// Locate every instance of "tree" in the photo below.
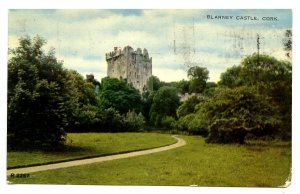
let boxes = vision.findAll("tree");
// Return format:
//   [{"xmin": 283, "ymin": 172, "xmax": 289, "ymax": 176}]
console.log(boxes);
[
  {"xmin": 124, "ymin": 110, "xmax": 145, "ymax": 131},
  {"xmin": 149, "ymin": 86, "xmax": 180, "ymax": 127},
  {"xmin": 240, "ymin": 54, "xmax": 292, "ymax": 138},
  {"xmin": 65, "ymin": 71, "xmax": 100, "ymax": 132},
  {"xmin": 177, "ymin": 79, "xmax": 190, "ymax": 94},
  {"xmin": 199, "ymin": 87, "xmax": 280, "ymax": 144},
  {"xmin": 219, "ymin": 54, "xmax": 292, "ymax": 139},
  {"xmin": 176, "ymin": 96, "xmax": 201, "ymax": 118},
  {"xmin": 97, "ymin": 107, "xmax": 125, "ymax": 132},
  {"xmin": 141, "ymin": 90, "xmax": 155, "ymax": 122},
  {"xmin": 203, "ymin": 82, "xmax": 218, "ymax": 97},
  {"xmin": 146, "ymin": 75, "xmax": 161, "ymax": 91},
  {"xmin": 99, "ymin": 77, "xmax": 142, "ymax": 114},
  {"xmin": 187, "ymin": 66, "xmax": 209, "ymax": 93},
  {"xmin": 219, "ymin": 65, "xmax": 243, "ymax": 88},
  {"xmin": 8, "ymin": 35, "xmax": 73, "ymax": 150}
]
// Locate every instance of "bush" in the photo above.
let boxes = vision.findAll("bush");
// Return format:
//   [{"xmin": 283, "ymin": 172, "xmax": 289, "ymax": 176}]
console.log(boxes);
[
  {"xmin": 202, "ymin": 86, "xmax": 281, "ymax": 144},
  {"xmin": 161, "ymin": 116, "xmax": 176, "ymax": 129},
  {"xmin": 124, "ymin": 111, "xmax": 145, "ymax": 131},
  {"xmin": 205, "ymin": 118, "xmax": 248, "ymax": 144},
  {"xmin": 176, "ymin": 114, "xmax": 208, "ymax": 136}
]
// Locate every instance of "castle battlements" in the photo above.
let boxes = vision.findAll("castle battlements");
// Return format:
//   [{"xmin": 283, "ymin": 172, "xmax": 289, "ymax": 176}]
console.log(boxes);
[{"xmin": 105, "ymin": 46, "xmax": 151, "ymax": 61}]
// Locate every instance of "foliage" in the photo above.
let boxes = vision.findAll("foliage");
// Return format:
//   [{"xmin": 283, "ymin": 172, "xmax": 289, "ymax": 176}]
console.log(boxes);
[
  {"xmin": 218, "ymin": 65, "xmax": 243, "ymax": 88},
  {"xmin": 161, "ymin": 116, "xmax": 176, "ymax": 129},
  {"xmin": 99, "ymin": 77, "xmax": 142, "ymax": 114},
  {"xmin": 149, "ymin": 86, "xmax": 180, "ymax": 127},
  {"xmin": 177, "ymin": 79, "xmax": 190, "ymax": 94},
  {"xmin": 202, "ymin": 82, "xmax": 218, "ymax": 97},
  {"xmin": 176, "ymin": 96, "xmax": 201, "ymax": 118},
  {"xmin": 70, "ymin": 104, "xmax": 100, "ymax": 132},
  {"xmin": 240, "ymin": 54, "xmax": 292, "ymax": 139},
  {"xmin": 200, "ymin": 86, "xmax": 280, "ymax": 144},
  {"xmin": 146, "ymin": 75, "xmax": 161, "ymax": 91},
  {"xmin": 176, "ymin": 113, "xmax": 208, "ymax": 135},
  {"xmin": 141, "ymin": 90, "xmax": 155, "ymax": 122},
  {"xmin": 187, "ymin": 66, "xmax": 209, "ymax": 93},
  {"xmin": 7, "ymin": 35, "xmax": 73, "ymax": 150},
  {"xmin": 66, "ymin": 71, "xmax": 100, "ymax": 131},
  {"xmin": 124, "ymin": 110, "xmax": 145, "ymax": 131},
  {"xmin": 218, "ymin": 54, "xmax": 292, "ymax": 139}
]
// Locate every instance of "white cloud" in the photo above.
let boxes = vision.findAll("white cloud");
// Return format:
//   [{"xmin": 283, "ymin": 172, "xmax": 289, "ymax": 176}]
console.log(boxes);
[
  {"xmin": 153, "ymin": 68, "xmax": 187, "ymax": 82},
  {"xmin": 8, "ymin": 10, "xmax": 291, "ymax": 84}
]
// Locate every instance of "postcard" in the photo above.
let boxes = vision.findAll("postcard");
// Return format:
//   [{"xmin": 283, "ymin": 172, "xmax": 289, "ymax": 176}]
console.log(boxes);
[{"xmin": 6, "ymin": 9, "xmax": 292, "ymax": 190}]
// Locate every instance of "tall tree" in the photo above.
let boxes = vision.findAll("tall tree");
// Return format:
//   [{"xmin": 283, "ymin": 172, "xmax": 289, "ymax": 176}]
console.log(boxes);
[
  {"xmin": 149, "ymin": 86, "xmax": 180, "ymax": 127},
  {"xmin": 176, "ymin": 96, "xmax": 201, "ymax": 118},
  {"xmin": 8, "ymin": 35, "xmax": 74, "ymax": 150},
  {"xmin": 240, "ymin": 54, "xmax": 292, "ymax": 138},
  {"xmin": 215, "ymin": 53, "xmax": 291, "ymax": 139},
  {"xmin": 187, "ymin": 66, "xmax": 209, "ymax": 93},
  {"xmin": 146, "ymin": 75, "xmax": 161, "ymax": 91},
  {"xmin": 66, "ymin": 71, "xmax": 100, "ymax": 132},
  {"xmin": 99, "ymin": 77, "xmax": 142, "ymax": 114},
  {"xmin": 219, "ymin": 65, "xmax": 242, "ymax": 88}
]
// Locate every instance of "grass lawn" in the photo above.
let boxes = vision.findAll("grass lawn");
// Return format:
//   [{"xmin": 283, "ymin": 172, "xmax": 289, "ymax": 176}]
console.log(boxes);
[
  {"xmin": 8, "ymin": 135, "xmax": 291, "ymax": 187},
  {"xmin": 7, "ymin": 133, "xmax": 176, "ymax": 168}
]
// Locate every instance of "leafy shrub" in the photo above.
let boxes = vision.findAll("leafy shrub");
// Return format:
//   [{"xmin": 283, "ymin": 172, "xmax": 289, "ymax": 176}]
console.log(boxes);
[
  {"xmin": 124, "ymin": 110, "xmax": 145, "ymax": 131},
  {"xmin": 202, "ymin": 86, "xmax": 281, "ymax": 144},
  {"xmin": 161, "ymin": 116, "xmax": 176, "ymax": 129}
]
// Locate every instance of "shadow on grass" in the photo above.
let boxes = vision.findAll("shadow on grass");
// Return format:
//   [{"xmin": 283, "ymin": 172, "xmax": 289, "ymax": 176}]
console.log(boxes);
[
  {"xmin": 7, "ymin": 145, "xmax": 99, "ymax": 169},
  {"xmin": 59, "ymin": 145, "xmax": 95, "ymax": 152},
  {"xmin": 245, "ymin": 140, "xmax": 291, "ymax": 151}
]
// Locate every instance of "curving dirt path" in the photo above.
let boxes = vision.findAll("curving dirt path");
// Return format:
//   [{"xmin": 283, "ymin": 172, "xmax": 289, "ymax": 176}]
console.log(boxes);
[{"xmin": 7, "ymin": 135, "xmax": 186, "ymax": 176}]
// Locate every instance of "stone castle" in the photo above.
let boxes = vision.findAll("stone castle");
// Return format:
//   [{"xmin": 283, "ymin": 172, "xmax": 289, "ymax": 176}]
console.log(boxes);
[{"xmin": 105, "ymin": 46, "xmax": 152, "ymax": 92}]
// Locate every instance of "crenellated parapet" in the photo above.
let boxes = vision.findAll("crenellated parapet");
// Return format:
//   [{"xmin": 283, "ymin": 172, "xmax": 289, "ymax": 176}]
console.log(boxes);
[{"xmin": 106, "ymin": 46, "xmax": 152, "ymax": 61}]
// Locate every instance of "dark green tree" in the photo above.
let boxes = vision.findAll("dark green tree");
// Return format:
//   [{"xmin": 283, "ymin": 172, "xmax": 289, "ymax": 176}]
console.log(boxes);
[
  {"xmin": 176, "ymin": 96, "xmax": 201, "ymax": 118},
  {"xmin": 146, "ymin": 75, "xmax": 161, "ymax": 91},
  {"xmin": 8, "ymin": 35, "xmax": 74, "ymax": 150},
  {"xmin": 219, "ymin": 54, "xmax": 292, "ymax": 139},
  {"xmin": 201, "ymin": 87, "xmax": 280, "ymax": 144},
  {"xmin": 149, "ymin": 86, "xmax": 180, "ymax": 127},
  {"xmin": 219, "ymin": 65, "xmax": 243, "ymax": 88},
  {"xmin": 66, "ymin": 71, "xmax": 100, "ymax": 132},
  {"xmin": 177, "ymin": 79, "xmax": 190, "ymax": 94},
  {"xmin": 242, "ymin": 54, "xmax": 292, "ymax": 138},
  {"xmin": 187, "ymin": 66, "xmax": 209, "ymax": 93},
  {"xmin": 99, "ymin": 77, "xmax": 142, "ymax": 114}
]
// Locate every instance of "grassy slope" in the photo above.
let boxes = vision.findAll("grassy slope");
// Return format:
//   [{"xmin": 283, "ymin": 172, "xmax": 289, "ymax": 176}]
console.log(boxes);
[
  {"xmin": 8, "ymin": 135, "xmax": 291, "ymax": 187},
  {"xmin": 7, "ymin": 133, "xmax": 176, "ymax": 168}
]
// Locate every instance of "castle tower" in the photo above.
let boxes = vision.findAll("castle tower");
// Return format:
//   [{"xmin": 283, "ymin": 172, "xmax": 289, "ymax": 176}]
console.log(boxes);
[{"xmin": 105, "ymin": 46, "xmax": 152, "ymax": 92}]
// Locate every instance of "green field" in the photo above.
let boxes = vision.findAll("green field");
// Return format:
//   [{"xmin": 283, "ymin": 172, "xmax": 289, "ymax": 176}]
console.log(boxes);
[
  {"xmin": 7, "ymin": 133, "xmax": 176, "ymax": 168},
  {"xmin": 8, "ymin": 135, "xmax": 291, "ymax": 187}
]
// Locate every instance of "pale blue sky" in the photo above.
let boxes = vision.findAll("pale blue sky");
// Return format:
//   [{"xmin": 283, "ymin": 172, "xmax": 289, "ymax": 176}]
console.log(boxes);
[{"xmin": 8, "ymin": 9, "xmax": 292, "ymax": 82}]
